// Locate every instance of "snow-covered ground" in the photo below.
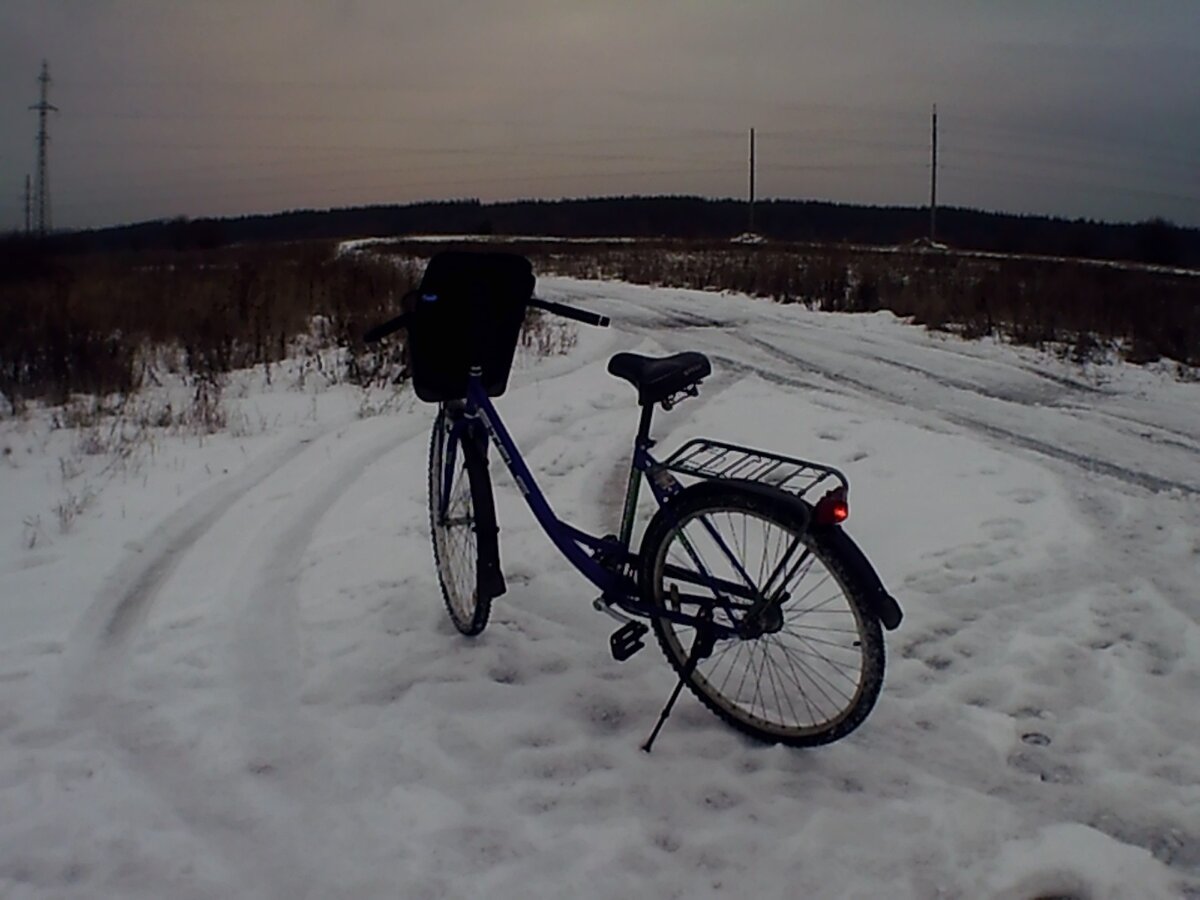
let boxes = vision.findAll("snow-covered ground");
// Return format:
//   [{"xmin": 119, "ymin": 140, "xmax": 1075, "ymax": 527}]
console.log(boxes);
[{"xmin": 1, "ymin": 277, "xmax": 1197, "ymax": 899}]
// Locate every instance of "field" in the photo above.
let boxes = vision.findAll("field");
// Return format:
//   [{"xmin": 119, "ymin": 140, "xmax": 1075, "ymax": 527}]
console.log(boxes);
[{"xmin": 0, "ymin": 239, "xmax": 1198, "ymax": 898}]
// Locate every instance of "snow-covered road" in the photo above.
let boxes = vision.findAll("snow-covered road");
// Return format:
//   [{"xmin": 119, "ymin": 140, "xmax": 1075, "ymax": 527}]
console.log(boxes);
[{"xmin": 2, "ymin": 277, "xmax": 1197, "ymax": 899}]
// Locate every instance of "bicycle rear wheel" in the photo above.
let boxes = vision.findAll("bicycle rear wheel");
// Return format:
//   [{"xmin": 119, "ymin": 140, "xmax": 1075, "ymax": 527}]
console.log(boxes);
[
  {"xmin": 639, "ymin": 483, "xmax": 884, "ymax": 747},
  {"xmin": 428, "ymin": 405, "xmax": 501, "ymax": 636}
]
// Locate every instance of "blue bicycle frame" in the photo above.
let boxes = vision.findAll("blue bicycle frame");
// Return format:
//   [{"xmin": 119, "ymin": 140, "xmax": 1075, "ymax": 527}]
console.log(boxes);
[{"xmin": 439, "ymin": 372, "xmax": 758, "ymax": 638}]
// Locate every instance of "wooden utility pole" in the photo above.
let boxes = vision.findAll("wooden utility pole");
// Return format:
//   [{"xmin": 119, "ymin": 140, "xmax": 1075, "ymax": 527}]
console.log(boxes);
[
  {"xmin": 930, "ymin": 104, "xmax": 938, "ymax": 242},
  {"xmin": 748, "ymin": 127, "xmax": 756, "ymax": 233}
]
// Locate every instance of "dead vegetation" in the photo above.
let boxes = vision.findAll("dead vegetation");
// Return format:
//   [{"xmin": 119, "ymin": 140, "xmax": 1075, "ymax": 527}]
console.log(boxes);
[
  {"xmin": 0, "ymin": 240, "xmax": 417, "ymax": 413},
  {"xmin": 3, "ymin": 237, "xmax": 1196, "ymax": 426},
  {"xmin": 375, "ymin": 238, "xmax": 1199, "ymax": 369}
]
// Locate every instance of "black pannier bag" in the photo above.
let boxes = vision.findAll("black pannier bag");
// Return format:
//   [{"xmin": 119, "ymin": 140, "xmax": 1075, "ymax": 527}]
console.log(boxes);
[{"xmin": 407, "ymin": 251, "xmax": 535, "ymax": 402}]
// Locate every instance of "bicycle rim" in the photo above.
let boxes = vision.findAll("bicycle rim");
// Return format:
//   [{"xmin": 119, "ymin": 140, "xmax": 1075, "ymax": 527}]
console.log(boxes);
[
  {"xmin": 429, "ymin": 410, "xmax": 487, "ymax": 634},
  {"xmin": 650, "ymin": 498, "xmax": 877, "ymax": 742}
]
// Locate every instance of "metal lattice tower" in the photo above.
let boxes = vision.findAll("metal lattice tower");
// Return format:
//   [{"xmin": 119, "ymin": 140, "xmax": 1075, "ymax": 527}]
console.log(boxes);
[{"xmin": 29, "ymin": 60, "xmax": 58, "ymax": 237}]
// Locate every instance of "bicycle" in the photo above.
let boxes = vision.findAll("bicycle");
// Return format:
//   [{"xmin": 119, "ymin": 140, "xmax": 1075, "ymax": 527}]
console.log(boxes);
[{"xmin": 365, "ymin": 250, "xmax": 903, "ymax": 750}]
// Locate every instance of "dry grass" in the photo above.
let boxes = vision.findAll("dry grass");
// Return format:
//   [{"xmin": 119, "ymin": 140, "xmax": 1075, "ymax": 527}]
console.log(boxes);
[
  {"xmin": 519, "ymin": 309, "xmax": 579, "ymax": 359},
  {"xmin": 0, "ymin": 240, "xmax": 419, "ymax": 412},
  {"xmin": 374, "ymin": 238, "xmax": 1199, "ymax": 368},
  {"xmin": 5, "ymin": 238, "xmax": 1195, "ymax": 426}
]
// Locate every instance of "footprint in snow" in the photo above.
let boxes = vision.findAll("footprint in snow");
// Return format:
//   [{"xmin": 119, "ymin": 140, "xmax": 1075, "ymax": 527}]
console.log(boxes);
[
  {"xmin": 980, "ymin": 516, "xmax": 1024, "ymax": 541},
  {"xmin": 903, "ymin": 567, "xmax": 973, "ymax": 596},
  {"xmin": 570, "ymin": 693, "xmax": 632, "ymax": 736},
  {"xmin": 164, "ymin": 614, "xmax": 203, "ymax": 631},
  {"xmin": 1007, "ymin": 747, "xmax": 1078, "ymax": 784},
  {"xmin": 1001, "ymin": 486, "xmax": 1045, "ymax": 505},
  {"xmin": 487, "ymin": 662, "xmax": 524, "ymax": 685},
  {"xmin": 519, "ymin": 746, "xmax": 614, "ymax": 782}
]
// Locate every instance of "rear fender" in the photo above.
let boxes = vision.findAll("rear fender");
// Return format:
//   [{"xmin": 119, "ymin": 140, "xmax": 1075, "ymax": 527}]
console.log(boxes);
[
  {"xmin": 814, "ymin": 524, "xmax": 903, "ymax": 630},
  {"xmin": 650, "ymin": 480, "xmax": 901, "ymax": 630},
  {"xmin": 654, "ymin": 478, "xmax": 812, "ymax": 532}
]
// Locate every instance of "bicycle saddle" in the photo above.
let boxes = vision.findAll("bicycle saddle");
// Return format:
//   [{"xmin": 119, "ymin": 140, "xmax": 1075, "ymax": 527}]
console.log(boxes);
[{"xmin": 607, "ymin": 351, "xmax": 711, "ymax": 406}]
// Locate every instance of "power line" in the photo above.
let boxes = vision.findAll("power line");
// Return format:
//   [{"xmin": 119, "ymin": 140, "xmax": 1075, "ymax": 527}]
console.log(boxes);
[
  {"xmin": 45, "ymin": 106, "xmax": 1194, "ymax": 177},
  {"xmin": 51, "ymin": 163, "xmax": 745, "ymax": 217},
  {"xmin": 939, "ymin": 165, "xmax": 1200, "ymax": 205},
  {"xmin": 9, "ymin": 96, "xmax": 1197, "ymax": 228},
  {"xmin": 940, "ymin": 111, "xmax": 1194, "ymax": 164}
]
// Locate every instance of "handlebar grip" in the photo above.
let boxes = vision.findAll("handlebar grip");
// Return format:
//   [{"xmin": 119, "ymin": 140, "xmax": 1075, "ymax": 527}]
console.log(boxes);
[
  {"xmin": 363, "ymin": 314, "xmax": 410, "ymax": 343},
  {"xmin": 529, "ymin": 297, "xmax": 610, "ymax": 328}
]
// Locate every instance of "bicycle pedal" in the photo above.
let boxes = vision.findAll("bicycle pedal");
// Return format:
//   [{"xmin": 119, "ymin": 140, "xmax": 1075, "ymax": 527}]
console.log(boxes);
[{"xmin": 610, "ymin": 621, "xmax": 649, "ymax": 662}]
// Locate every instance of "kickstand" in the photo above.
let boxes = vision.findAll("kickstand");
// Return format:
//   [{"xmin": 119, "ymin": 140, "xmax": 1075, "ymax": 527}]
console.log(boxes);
[{"xmin": 641, "ymin": 613, "xmax": 715, "ymax": 754}]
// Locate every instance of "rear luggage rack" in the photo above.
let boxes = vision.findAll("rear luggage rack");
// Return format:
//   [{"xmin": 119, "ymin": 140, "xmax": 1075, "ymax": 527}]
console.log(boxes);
[{"xmin": 660, "ymin": 438, "xmax": 849, "ymax": 499}]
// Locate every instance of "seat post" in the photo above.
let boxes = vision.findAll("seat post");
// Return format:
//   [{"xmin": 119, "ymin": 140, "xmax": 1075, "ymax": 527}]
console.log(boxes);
[
  {"xmin": 635, "ymin": 401, "xmax": 655, "ymax": 447},
  {"xmin": 615, "ymin": 401, "xmax": 656, "ymax": 551}
]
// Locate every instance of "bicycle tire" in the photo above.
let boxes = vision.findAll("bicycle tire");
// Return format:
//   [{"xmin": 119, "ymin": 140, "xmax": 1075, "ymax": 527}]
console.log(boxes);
[
  {"xmin": 428, "ymin": 406, "xmax": 500, "ymax": 636},
  {"xmin": 639, "ymin": 482, "xmax": 885, "ymax": 747}
]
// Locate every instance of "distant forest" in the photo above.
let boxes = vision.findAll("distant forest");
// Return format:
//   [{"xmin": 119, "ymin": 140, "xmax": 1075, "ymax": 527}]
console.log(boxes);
[{"xmin": 20, "ymin": 196, "xmax": 1200, "ymax": 269}]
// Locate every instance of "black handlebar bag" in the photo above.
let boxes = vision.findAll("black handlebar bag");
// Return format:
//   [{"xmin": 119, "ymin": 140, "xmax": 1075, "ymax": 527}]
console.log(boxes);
[{"xmin": 407, "ymin": 251, "xmax": 535, "ymax": 402}]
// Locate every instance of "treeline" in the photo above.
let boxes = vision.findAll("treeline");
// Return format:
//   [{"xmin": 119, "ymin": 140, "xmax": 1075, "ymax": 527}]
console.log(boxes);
[{"xmin": 27, "ymin": 196, "xmax": 1200, "ymax": 269}]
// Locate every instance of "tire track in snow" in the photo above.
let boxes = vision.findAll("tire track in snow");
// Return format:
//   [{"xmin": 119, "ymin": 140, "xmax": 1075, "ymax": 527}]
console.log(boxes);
[
  {"xmin": 60, "ymin": 417, "xmax": 429, "ymax": 898},
  {"xmin": 215, "ymin": 343, "xmax": 688, "ymax": 893},
  {"xmin": 1056, "ymin": 403, "xmax": 1200, "ymax": 456},
  {"xmin": 54, "ymin": 425, "xmax": 351, "ymax": 898},
  {"xmin": 227, "ymin": 419, "xmax": 426, "ymax": 768},
  {"xmin": 943, "ymin": 417, "xmax": 1200, "ymax": 496},
  {"xmin": 65, "ymin": 339, "xmax": 626, "ymax": 895},
  {"xmin": 795, "ymin": 321, "xmax": 1112, "ymax": 400},
  {"xmin": 747, "ymin": 324, "xmax": 1197, "ymax": 456},
  {"xmin": 62, "ymin": 427, "xmax": 328, "ymax": 700},
  {"xmin": 573, "ymin": 282, "xmax": 1200, "ymax": 497},
  {"xmin": 214, "ymin": 418, "xmax": 432, "ymax": 897},
  {"xmin": 739, "ymin": 332, "xmax": 1200, "ymax": 497}
]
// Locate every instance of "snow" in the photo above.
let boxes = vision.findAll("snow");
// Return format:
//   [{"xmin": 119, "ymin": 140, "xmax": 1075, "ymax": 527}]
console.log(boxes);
[
  {"xmin": 338, "ymin": 233, "xmax": 1200, "ymax": 279},
  {"xmin": 337, "ymin": 235, "xmax": 647, "ymax": 254},
  {"xmin": 1, "ymin": 276, "xmax": 1198, "ymax": 899}
]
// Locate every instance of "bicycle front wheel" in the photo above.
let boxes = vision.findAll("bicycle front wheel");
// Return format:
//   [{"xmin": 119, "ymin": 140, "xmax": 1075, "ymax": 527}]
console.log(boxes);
[
  {"xmin": 639, "ymin": 484, "xmax": 884, "ymax": 747},
  {"xmin": 428, "ymin": 405, "xmax": 498, "ymax": 636}
]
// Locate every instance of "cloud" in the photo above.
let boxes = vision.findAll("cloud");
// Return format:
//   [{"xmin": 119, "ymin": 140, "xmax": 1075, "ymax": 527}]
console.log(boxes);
[{"xmin": 2, "ymin": 0, "xmax": 1197, "ymax": 228}]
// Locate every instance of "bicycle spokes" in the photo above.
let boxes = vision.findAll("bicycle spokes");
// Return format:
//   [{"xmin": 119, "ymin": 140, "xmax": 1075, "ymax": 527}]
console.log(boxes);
[{"xmin": 648, "ymin": 500, "xmax": 880, "ymax": 744}]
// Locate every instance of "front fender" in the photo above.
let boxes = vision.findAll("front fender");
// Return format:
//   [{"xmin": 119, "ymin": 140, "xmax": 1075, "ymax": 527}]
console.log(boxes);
[{"xmin": 457, "ymin": 420, "xmax": 506, "ymax": 601}]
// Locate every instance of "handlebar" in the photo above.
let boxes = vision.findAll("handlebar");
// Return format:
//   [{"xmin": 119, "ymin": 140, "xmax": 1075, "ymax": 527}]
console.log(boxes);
[{"xmin": 528, "ymin": 297, "xmax": 609, "ymax": 328}]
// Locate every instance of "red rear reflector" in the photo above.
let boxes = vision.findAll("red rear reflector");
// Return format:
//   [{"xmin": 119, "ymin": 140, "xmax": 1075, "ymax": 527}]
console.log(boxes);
[{"xmin": 815, "ymin": 488, "xmax": 850, "ymax": 525}]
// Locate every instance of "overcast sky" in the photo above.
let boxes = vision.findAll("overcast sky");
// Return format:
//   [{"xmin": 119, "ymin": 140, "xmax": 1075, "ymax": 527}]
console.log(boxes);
[{"xmin": 3, "ymin": 0, "xmax": 1198, "ymax": 231}]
